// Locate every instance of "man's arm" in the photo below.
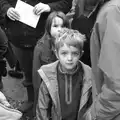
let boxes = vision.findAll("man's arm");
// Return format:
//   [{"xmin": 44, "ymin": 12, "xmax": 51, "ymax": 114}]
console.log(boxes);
[
  {"xmin": 34, "ymin": 0, "xmax": 72, "ymax": 15},
  {"xmin": 0, "ymin": 0, "xmax": 20, "ymax": 21},
  {"xmin": 48, "ymin": 0, "xmax": 72, "ymax": 14},
  {"xmin": 0, "ymin": 0, "xmax": 11, "ymax": 17}
]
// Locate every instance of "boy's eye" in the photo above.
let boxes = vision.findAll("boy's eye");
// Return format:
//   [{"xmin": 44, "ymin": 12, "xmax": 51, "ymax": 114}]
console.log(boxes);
[{"xmin": 72, "ymin": 52, "xmax": 79, "ymax": 56}]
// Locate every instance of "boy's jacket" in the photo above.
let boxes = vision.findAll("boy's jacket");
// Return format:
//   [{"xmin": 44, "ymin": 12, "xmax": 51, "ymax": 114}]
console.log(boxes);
[{"xmin": 37, "ymin": 60, "xmax": 92, "ymax": 120}]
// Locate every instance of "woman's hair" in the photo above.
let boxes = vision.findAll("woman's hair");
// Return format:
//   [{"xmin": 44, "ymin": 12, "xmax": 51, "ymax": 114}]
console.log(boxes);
[
  {"xmin": 44, "ymin": 11, "xmax": 70, "ymax": 37},
  {"xmin": 37, "ymin": 11, "xmax": 70, "ymax": 48},
  {"xmin": 55, "ymin": 28, "xmax": 86, "ymax": 52}
]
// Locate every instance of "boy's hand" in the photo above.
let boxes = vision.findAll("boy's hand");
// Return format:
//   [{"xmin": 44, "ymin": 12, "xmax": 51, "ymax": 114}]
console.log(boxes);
[
  {"xmin": 7, "ymin": 7, "xmax": 20, "ymax": 21},
  {"xmin": 33, "ymin": 3, "xmax": 51, "ymax": 15}
]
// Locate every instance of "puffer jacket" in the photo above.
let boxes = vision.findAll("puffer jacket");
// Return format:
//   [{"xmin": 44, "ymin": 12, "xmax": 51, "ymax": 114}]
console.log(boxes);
[{"xmin": 36, "ymin": 60, "xmax": 92, "ymax": 120}]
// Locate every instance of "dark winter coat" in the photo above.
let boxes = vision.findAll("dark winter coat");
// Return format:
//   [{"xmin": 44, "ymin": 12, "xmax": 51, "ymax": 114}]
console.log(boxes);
[
  {"xmin": 71, "ymin": 0, "xmax": 104, "ymax": 66},
  {"xmin": 0, "ymin": 0, "xmax": 72, "ymax": 48}
]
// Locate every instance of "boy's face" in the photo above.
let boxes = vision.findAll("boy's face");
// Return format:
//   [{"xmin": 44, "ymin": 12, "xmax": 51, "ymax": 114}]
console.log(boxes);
[
  {"xmin": 50, "ymin": 16, "xmax": 63, "ymax": 38},
  {"xmin": 56, "ymin": 44, "xmax": 81, "ymax": 73}
]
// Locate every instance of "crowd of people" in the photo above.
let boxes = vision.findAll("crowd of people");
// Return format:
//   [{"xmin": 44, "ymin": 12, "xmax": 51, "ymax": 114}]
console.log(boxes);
[{"xmin": 0, "ymin": 0, "xmax": 120, "ymax": 120}]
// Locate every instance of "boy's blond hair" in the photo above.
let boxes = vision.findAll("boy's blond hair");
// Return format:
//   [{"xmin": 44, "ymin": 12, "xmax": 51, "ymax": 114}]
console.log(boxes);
[{"xmin": 55, "ymin": 28, "xmax": 86, "ymax": 52}]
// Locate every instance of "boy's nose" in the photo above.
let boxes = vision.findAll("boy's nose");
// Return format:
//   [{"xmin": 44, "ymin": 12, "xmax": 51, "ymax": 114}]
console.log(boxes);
[{"xmin": 67, "ymin": 54, "xmax": 72, "ymax": 61}]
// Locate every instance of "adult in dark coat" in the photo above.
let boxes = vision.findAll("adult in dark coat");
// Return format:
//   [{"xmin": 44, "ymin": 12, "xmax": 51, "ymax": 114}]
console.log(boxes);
[
  {"xmin": 0, "ymin": 0, "xmax": 72, "ymax": 113},
  {"xmin": 71, "ymin": 0, "xmax": 105, "ymax": 66}
]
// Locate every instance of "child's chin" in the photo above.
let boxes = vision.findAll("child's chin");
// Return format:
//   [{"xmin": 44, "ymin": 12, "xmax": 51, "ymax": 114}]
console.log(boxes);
[{"xmin": 65, "ymin": 67, "xmax": 75, "ymax": 72}]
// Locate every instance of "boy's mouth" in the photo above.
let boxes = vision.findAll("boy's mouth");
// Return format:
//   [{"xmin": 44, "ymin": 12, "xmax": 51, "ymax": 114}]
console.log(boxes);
[{"xmin": 66, "ymin": 62, "xmax": 73, "ymax": 65}]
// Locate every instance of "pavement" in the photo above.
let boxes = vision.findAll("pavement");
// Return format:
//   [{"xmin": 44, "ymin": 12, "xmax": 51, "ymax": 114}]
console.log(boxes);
[
  {"xmin": 1, "ymin": 62, "xmax": 34, "ymax": 120},
  {"xmin": 2, "ymin": 63, "xmax": 27, "ymax": 106}
]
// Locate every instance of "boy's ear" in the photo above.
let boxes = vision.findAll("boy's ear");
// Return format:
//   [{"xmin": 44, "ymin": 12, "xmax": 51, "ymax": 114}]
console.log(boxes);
[
  {"xmin": 80, "ymin": 50, "xmax": 84, "ymax": 58},
  {"xmin": 54, "ymin": 49, "xmax": 59, "ymax": 59}
]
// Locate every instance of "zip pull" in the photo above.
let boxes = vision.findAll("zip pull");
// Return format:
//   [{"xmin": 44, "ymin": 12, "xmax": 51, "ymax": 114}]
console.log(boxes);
[{"xmin": 65, "ymin": 75, "xmax": 72, "ymax": 104}]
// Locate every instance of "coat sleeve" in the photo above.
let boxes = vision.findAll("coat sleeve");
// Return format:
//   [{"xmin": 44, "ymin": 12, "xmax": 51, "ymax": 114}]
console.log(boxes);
[
  {"xmin": 36, "ymin": 81, "xmax": 51, "ymax": 120},
  {"xmin": 90, "ymin": 23, "xmax": 104, "ymax": 95},
  {"xmin": 32, "ymin": 44, "xmax": 42, "ymax": 90},
  {"xmin": 48, "ymin": 0, "xmax": 72, "ymax": 14},
  {"xmin": 0, "ymin": 0, "xmax": 11, "ymax": 17}
]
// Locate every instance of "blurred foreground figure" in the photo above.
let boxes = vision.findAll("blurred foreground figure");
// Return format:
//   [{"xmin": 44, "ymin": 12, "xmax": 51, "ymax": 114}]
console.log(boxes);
[{"xmin": 90, "ymin": 0, "xmax": 120, "ymax": 119}]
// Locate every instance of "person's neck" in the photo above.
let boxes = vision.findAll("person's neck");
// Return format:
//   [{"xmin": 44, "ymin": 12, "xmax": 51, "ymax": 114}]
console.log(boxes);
[{"xmin": 59, "ymin": 63, "xmax": 79, "ymax": 75}]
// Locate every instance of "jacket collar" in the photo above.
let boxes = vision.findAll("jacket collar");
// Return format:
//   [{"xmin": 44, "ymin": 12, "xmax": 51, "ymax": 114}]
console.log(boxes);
[
  {"xmin": 79, "ymin": 61, "xmax": 92, "ymax": 110},
  {"xmin": 38, "ymin": 61, "xmax": 61, "ymax": 117}
]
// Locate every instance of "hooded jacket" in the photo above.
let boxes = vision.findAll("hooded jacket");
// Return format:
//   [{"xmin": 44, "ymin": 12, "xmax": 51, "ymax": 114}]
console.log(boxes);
[
  {"xmin": 90, "ymin": 0, "xmax": 120, "ymax": 119},
  {"xmin": 36, "ymin": 60, "xmax": 92, "ymax": 120}
]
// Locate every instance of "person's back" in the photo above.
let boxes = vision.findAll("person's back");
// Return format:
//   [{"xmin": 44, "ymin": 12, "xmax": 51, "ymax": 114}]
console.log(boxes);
[
  {"xmin": 36, "ymin": 28, "xmax": 92, "ymax": 120},
  {"xmin": 90, "ymin": 0, "xmax": 120, "ymax": 119}
]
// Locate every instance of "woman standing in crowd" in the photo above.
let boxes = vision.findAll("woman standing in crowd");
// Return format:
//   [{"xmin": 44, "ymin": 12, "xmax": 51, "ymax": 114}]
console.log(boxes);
[
  {"xmin": 0, "ymin": 0, "xmax": 72, "ymax": 114},
  {"xmin": 32, "ymin": 11, "xmax": 70, "ymax": 116}
]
